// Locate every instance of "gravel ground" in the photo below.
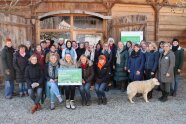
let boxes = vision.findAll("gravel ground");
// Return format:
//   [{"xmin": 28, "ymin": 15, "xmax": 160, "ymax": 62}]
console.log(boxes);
[{"xmin": 0, "ymin": 78, "xmax": 186, "ymax": 124}]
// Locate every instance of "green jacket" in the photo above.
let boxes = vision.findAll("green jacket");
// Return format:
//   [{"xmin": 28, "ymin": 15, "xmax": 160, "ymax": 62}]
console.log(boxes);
[{"xmin": 173, "ymin": 47, "xmax": 184, "ymax": 75}]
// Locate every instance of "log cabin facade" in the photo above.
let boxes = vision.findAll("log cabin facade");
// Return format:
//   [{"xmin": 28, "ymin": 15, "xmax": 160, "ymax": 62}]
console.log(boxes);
[{"xmin": 0, "ymin": 0, "xmax": 186, "ymax": 75}]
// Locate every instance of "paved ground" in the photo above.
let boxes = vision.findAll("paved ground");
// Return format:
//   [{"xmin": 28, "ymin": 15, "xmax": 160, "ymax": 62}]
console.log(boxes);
[{"xmin": 0, "ymin": 78, "xmax": 186, "ymax": 124}]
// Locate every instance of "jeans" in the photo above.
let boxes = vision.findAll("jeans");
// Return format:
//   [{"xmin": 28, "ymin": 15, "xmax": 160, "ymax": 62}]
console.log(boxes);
[
  {"xmin": 95, "ymin": 83, "xmax": 107, "ymax": 98},
  {"xmin": 4, "ymin": 80, "xmax": 14, "ymax": 97},
  {"xmin": 64, "ymin": 86, "xmax": 75, "ymax": 100},
  {"xmin": 19, "ymin": 82, "xmax": 28, "ymax": 94},
  {"xmin": 28, "ymin": 88, "xmax": 43, "ymax": 104},
  {"xmin": 79, "ymin": 83, "xmax": 91, "ymax": 101},
  {"xmin": 47, "ymin": 81, "xmax": 61, "ymax": 103},
  {"xmin": 171, "ymin": 75, "xmax": 180, "ymax": 92}
]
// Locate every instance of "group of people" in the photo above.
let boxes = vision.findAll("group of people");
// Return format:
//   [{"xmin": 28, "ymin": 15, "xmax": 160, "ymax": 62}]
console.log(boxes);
[{"xmin": 1, "ymin": 37, "xmax": 184, "ymax": 114}]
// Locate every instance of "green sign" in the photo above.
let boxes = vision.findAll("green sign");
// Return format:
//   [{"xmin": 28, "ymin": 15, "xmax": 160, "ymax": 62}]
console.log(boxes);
[
  {"xmin": 121, "ymin": 36, "xmax": 140, "ymax": 44},
  {"xmin": 58, "ymin": 68, "xmax": 82, "ymax": 86}
]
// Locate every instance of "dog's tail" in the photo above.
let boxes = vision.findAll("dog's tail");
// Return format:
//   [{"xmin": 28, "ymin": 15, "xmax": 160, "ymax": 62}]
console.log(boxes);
[{"xmin": 126, "ymin": 86, "xmax": 131, "ymax": 95}]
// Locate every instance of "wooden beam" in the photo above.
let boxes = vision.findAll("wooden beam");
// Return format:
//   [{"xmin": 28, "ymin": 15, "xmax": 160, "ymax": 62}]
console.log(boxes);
[
  {"xmin": 0, "ymin": 21, "xmax": 31, "ymax": 27},
  {"xmin": 36, "ymin": 19, "xmax": 41, "ymax": 44},
  {"xmin": 40, "ymin": 29, "xmax": 70, "ymax": 32}
]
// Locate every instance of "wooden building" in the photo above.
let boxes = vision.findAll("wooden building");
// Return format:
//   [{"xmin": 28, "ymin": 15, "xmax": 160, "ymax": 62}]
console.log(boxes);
[{"xmin": 0, "ymin": 0, "xmax": 186, "ymax": 74}]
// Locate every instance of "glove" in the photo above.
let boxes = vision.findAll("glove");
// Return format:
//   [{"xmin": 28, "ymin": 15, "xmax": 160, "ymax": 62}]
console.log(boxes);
[{"xmin": 5, "ymin": 69, "xmax": 10, "ymax": 75}]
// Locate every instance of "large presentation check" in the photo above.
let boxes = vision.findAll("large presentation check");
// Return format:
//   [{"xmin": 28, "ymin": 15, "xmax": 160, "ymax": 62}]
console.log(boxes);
[{"xmin": 58, "ymin": 68, "xmax": 82, "ymax": 86}]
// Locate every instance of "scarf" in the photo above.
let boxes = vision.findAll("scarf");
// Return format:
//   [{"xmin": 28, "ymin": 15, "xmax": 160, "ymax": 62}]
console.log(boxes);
[
  {"xmin": 110, "ymin": 44, "xmax": 114, "ymax": 50},
  {"xmin": 116, "ymin": 48, "xmax": 123, "ymax": 64},
  {"xmin": 81, "ymin": 63, "xmax": 88, "ymax": 69},
  {"xmin": 20, "ymin": 52, "xmax": 26, "ymax": 57},
  {"xmin": 172, "ymin": 45, "xmax": 179, "ymax": 52},
  {"xmin": 48, "ymin": 62, "xmax": 59, "ymax": 79},
  {"xmin": 131, "ymin": 50, "xmax": 140, "ymax": 58},
  {"xmin": 97, "ymin": 55, "xmax": 106, "ymax": 70}
]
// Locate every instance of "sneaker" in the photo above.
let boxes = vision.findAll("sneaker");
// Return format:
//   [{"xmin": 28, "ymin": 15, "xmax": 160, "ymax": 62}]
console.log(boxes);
[
  {"xmin": 57, "ymin": 96, "xmax": 63, "ymax": 104},
  {"xmin": 70, "ymin": 100, "xmax": 76, "ymax": 109},
  {"xmin": 19, "ymin": 93, "xmax": 24, "ymax": 97},
  {"xmin": 102, "ymin": 97, "xmax": 107, "ymax": 105},
  {"xmin": 66, "ymin": 100, "xmax": 70, "ymax": 109},
  {"xmin": 5, "ymin": 96, "xmax": 12, "ymax": 99},
  {"xmin": 50, "ymin": 102, "xmax": 55, "ymax": 110}
]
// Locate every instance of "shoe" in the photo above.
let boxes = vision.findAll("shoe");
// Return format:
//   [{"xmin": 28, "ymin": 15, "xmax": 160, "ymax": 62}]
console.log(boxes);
[
  {"xmin": 66, "ymin": 100, "xmax": 70, "ymax": 109},
  {"xmin": 70, "ymin": 100, "xmax": 76, "ymax": 110},
  {"xmin": 36, "ymin": 103, "xmax": 42, "ymax": 110},
  {"xmin": 57, "ymin": 96, "xmax": 63, "ymax": 104},
  {"xmin": 98, "ymin": 98, "xmax": 102, "ymax": 105},
  {"xmin": 81, "ymin": 98, "xmax": 86, "ymax": 106},
  {"xmin": 147, "ymin": 91, "xmax": 153, "ymax": 99},
  {"xmin": 102, "ymin": 97, "xmax": 107, "ymax": 105},
  {"xmin": 24, "ymin": 92, "xmax": 28, "ymax": 97},
  {"xmin": 158, "ymin": 91, "xmax": 165, "ymax": 101},
  {"xmin": 50, "ymin": 102, "xmax": 55, "ymax": 110},
  {"xmin": 5, "ymin": 96, "xmax": 12, "ymax": 99},
  {"xmin": 19, "ymin": 93, "xmax": 24, "ymax": 97},
  {"xmin": 86, "ymin": 100, "xmax": 91, "ymax": 106},
  {"xmin": 160, "ymin": 92, "xmax": 169, "ymax": 102},
  {"xmin": 31, "ymin": 104, "xmax": 38, "ymax": 114},
  {"xmin": 172, "ymin": 92, "xmax": 177, "ymax": 97}
]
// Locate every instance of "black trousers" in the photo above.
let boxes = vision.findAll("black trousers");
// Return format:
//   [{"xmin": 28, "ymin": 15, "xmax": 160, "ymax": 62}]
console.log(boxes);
[{"xmin": 64, "ymin": 86, "xmax": 76, "ymax": 100}]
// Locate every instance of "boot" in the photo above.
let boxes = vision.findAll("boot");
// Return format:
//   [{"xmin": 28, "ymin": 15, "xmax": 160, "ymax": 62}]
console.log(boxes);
[
  {"xmin": 70, "ymin": 100, "xmax": 76, "ymax": 110},
  {"xmin": 98, "ymin": 98, "xmax": 102, "ymax": 105},
  {"xmin": 158, "ymin": 91, "xmax": 165, "ymax": 101},
  {"xmin": 121, "ymin": 82, "xmax": 125, "ymax": 92},
  {"xmin": 147, "ymin": 90, "xmax": 153, "ymax": 99},
  {"xmin": 36, "ymin": 103, "xmax": 42, "ymax": 110},
  {"xmin": 86, "ymin": 100, "xmax": 91, "ymax": 106},
  {"xmin": 57, "ymin": 96, "xmax": 63, "ymax": 104},
  {"xmin": 81, "ymin": 98, "xmax": 86, "ymax": 106},
  {"xmin": 102, "ymin": 97, "xmax": 107, "ymax": 105},
  {"xmin": 31, "ymin": 104, "xmax": 38, "ymax": 114},
  {"xmin": 172, "ymin": 91, "xmax": 177, "ymax": 97},
  {"xmin": 160, "ymin": 92, "xmax": 168, "ymax": 102},
  {"xmin": 66, "ymin": 100, "xmax": 70, "ymax": 109}
]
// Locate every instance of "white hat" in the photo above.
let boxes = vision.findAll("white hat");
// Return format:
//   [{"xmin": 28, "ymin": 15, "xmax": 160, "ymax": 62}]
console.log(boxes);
[{"xmin": 25, "ymin": 41, "xmax": 31, "ymax": 45}]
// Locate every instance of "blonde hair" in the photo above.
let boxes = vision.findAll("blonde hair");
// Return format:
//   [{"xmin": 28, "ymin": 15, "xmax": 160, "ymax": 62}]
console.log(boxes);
[
  {"xmin": 79, "ymin": 54, "xmax": 89, "ymax": 63},
  {"xmin": 29, "ymin": 54, "xmax": 37, "ymax": 62},
  {"xmin": 149, "ymin": 42, "xmax": 158, "ymax": 51}
]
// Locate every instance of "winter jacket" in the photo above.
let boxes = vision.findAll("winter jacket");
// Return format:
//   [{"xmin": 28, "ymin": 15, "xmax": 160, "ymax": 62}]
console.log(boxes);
[
  {"xmin": 128, "ymin": 50, "xmax": 145, "ymax": 81},
  {"xmin": 172, "ymin": 46, "xmax": 184, "ymax": 75},
  {"xmin": 45, "ymin": 62, "xmax": 59, "ymax": 81},
  {"xmin": 144, "ymin": 51, "xmax": 159, "ymax": 72},
  {"xmin": 158, "ymin": 51, "xmax": 175, "ymax": 83},
  {"xmin": 13, "ymin": 51, "xmax": 29, "ymax": 82},
  {"xmin": 95, "ymin": 63, "xmax": 111, "ymax": 84},
  {"xmin": 114, "ymin": 49, "xmax": 129, "ymax": 81},
  {"xmin": 62, "ymin": 48, "xmax": 77, "ymax": 61},
  {"xmin": 77, "ymin": 60, "xmax": 94, "ymax": 83},
  {"xmin": 25, "ymin": 63, "xmax": 44, "ymax": 89},
  {"xmin": 1, "ymin": 46, "xmax": 15, "ymax": 80}
]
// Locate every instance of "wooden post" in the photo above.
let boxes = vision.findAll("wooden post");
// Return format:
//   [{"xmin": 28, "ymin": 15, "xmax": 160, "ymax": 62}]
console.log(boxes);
[
  {"xmin": 152, "ymin": 4, "xmax": 162, "ymax": 42},
  {"xmin": 103, "ymin": 19, "xmax": 107, "ymax": 42},
  {"xmin": 70, "ymin": 15, "xmax": 74, "ymax": 40},
  {"xmin": 35, "ymin": 18, "xmax": 40, "ymax": 44}
]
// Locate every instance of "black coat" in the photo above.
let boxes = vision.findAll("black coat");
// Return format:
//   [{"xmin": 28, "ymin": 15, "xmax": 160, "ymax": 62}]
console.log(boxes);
[
  {"xmin": 13, "ymin": 52, "xmax": 29, "ymax": 82},
  {"xmin": 1, "ymin": 46, "xmax": 15, "ymax": 80},
  {"xmin": 76, "ymin": 48, "xmax": 85, "ymax": 61},
  {"xmin": 95, "ymin": 63, "xmax": 111, "ymax": 84},
  {"xmin": 25, "ymin": 63, "xmax": 44, "ymax": 89}
]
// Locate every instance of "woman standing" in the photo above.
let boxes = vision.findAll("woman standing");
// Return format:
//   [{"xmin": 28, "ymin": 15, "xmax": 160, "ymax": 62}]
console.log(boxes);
[
  {"xmin": 158, "ymin": 42, "xmax": 175, "ymax": 102},
  {"xmin": 114, "ymin": 42, "xmax": 128, "ymax": 92},
  {"xmin": 62, "ymin": 40, "xmax": 77, "ymax": 61},
  {"xmin": 60, "ymin": 54, "xmax": 77, "ymax": 109},
  {"xmin": 76, "ymin": 42, "xmax": 85, "ymax": 61},
  {"xmin": 128, "ymin": 44, "xmax": 145, "ymax": 82},
  {"xmin": 95, "ymin": 55, "xmax": 111, "ymax": 105},
  {"xmin": 171, "ymin": 39, "xmax": 184, "ymax": 96},
  {"xmin": 33, "ymin": 45, "xmax": 45, "ymax": 70},
  {"xmin": 25, "ymin": 55, "xmax": 44, "ymax": 113},
  {"xmin": 78, "ymin": 55, "xmax": 94, "ymax": 106},
  {"xmin": 101, "ymin": 43, "xmax": 112, "ymax": 65},
  {"xmin": 25, "ymin": 41, "xmax": 33, "ymax": 57},
  {"xmin": 144, "ymin": 42, "xmax": 159, "ymax": 99},
  {"xmin": 45, "ymin": 54, "xmax": 63, "ymax": 110},
  {"xmin": 125, "ymin": 41, "xmax": 133, "ymax": 56},
  {"xmin": 158, "ymin": 41, "xmax": 165, "ymax": 53},
  {"xmin": 13, "ymin": 44, "xmax": 30, "ymax": 97}
]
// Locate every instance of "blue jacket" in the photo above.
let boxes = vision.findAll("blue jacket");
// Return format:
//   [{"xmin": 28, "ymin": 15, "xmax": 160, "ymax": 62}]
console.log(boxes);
[
  {"xmin": 145, "ymin": 51, "xmax": 159, "ymax": 72},
  {"xmin": 128, "ymin": 51, "xmax": 145, "ymax": 81}
]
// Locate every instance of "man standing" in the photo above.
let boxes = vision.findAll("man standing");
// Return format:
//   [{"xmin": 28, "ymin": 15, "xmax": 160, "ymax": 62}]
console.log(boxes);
[{"xmin": 1, "ymin": 38, "xmax": 15, "ymax": 99}]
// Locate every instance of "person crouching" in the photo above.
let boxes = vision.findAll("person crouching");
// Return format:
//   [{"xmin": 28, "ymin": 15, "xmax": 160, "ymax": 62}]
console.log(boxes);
[
  {"xmin": 95, "ymin": 55, "xmax": 111, "ymax": 105},
  {"xmin": 25, "ymin": 55, "xmax": 44, "ymax": 114}
]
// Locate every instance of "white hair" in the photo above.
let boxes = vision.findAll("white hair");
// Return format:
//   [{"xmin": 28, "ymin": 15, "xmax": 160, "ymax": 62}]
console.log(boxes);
[{"xmin": 108, "ymin": 37, "xmax": 115, "ymax": 43}]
